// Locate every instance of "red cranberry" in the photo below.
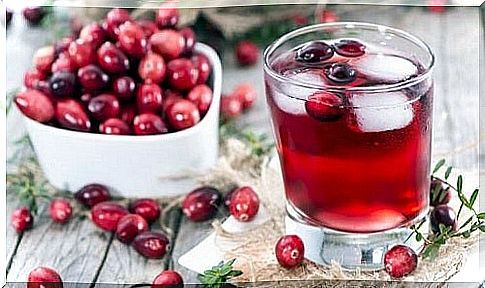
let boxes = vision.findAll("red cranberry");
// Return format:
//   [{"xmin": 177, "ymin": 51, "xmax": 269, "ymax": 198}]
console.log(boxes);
[
  {"xmin": 291, "ymin": 14, "xmax": 308, "ymax": 26},
  {"xmin": 275, "ymin": 235, "xmax": 305, "ymax": 269},
  {"xmin": 430, "ymin": 205, "xmax": 457, "ymax": 234},
  {"xmin": 79, "ymin": 23, "xmax": 106, "ymax": 48},
  {"xmin": 182, "ymin": 186, "xmax": 222, "ymax": 222},
  {"xmin": 80, "ymin": 93, "xmax": 93, "ymax": 104},
  {"xmin": 54, "ymin": 37, "xmax": 74, "ymax": 57},
  {"xmin": 138, "ymin": 53, "xmax": 166, "ymax": 84},
  {"xmin": 220, "ymin": 94, "xmax": 243, "ymax": 119},
  {"xmin": 427, "ymin": 0, "xmax": 447, "ymax": 13},
  {"xmin": 166, "ymin": 99, "xmax": 200, "ymax": 131},
  {"xmin": 180, "ymin": 27, "xmax": 196, "ymax": 55},
  {"xmin": 99, "ymin": 118, "xmax": 131, "ymax": 135},
  {"xmin": 56, "ymin": 99, "xmax": 91, "ymax": 132},
  {"xmin": 325, "ymin": 63, "xmax": 357, "ymax": 84},
  {"xmin": 15, "ymin": 90, "xmax": 55, "ymax": 123},
  {"xmin": 104, "ymin": 8, "xmax": 131, "ymax": 39},
  {"xmin": 27, "ymin": 267, "xmax": 62, "ymax": 288},
  {"xmin": 11, "ymin": 207, "xmax": 33, "ymax": 233},
  {"xmin": 152, "ymin": 270, "xmax": 183, "ymax": 287},
  {"xmin": 113, "ymin": 76, "xmax": 136, "ymax": 101},
  {"xmin": 22, "ymin": 7, "xmax": 46, "ymax": 26},
  {"xmin": 166, "ymin": 59, "xmax": 199, "ymax": 91},
  {"xmin": 77, "ymin": 65, "xmax": 110, "ymax": 91},
  {"xmin": 91, "ymin": 202, "xmax": 128, "ymax": 232},
  {"xmin": 32, "ymin": 46, "xmax": 55, "ymax": 74},
  {"xmin": 68, "ymin": 39, "xmax": 96, "ymax": 68},
  {"xmin": 156, "ymin": 2, "xmax": 179, "ymax": 28},
  {"xmin": 430, "ymin": 178, "xmax": 451, "ymax": 207},
  {"xmin": 138, "ymin": 20, "xmax": 159, "ymax": 38},
  {"xmin": 116, "ymin": 214, "xmax": 149, "ymax": 244},
  {"xmin": 97, "ymin": 42, "xmax": 130, "ymax": 74},
  {"xmin": 24, "ymin": 69, "xmax": 47, "ymax": 89},
  {"xmin": 49, "ymin": 72, "xmax": 77, "ymax": 98},
  {"xmin": 235, "ymin": 41, "xmax": 260, "ymax": 66},
  {"xmin": 49, "ymin": 198, "xmax": 73, "ymax": 224},
  {"xmin": 334, "ymin": 40, "xmax": 366, "ymax": 57},
  {"xmin": 229, "ymin": 186, "xmax": 260, "ymax": 222},
  {"xmin": 35, "ymin": 80, "xmax": 55, "ymax": 100},
  {"xmin": 191, "ymin": 54, "xmax": 211, "ymax": 85},
  {"xmin": 132, "ymin": 231, "xmax": 170, "ymax": 259},
  {"xmin": 118, "ymin": 21, "xmax": 147, "ymax": 58},
  {"xmin": 75, "ymin": 184, "xmax": 111, "ymax": 208},
  {"xmin": 120, "ymin": 104, "xmax": 137, "ymax": 124},
  {"xmin": 136, "ymin": 83, "xmax": 164, "ymax": 113},
  {"xmin": 296, "ymin": 41, "xmax": 334, "ymax": 63},
  {"xmin": 133, "ymin": 113, "xmax": 168, "ymax": 135},
  {"xmin": 384, "ymin": 245, "xmax": 418, "ymax": 278},
  {"xmin": 318, "ymin": 9, "xmax": 339, "ymax": 23},
  {"xmin": 51, "ymin": 54, "xmax": 77, "ymax": 73},
  {"xmin": 149, "ymin": 30, "xmax": 185, "ymax": 60},
  {"xmin": 162, "ymin": 90, "xmax": 183, "ymax": 112},
  {"xmin": 233, "ymin": 83, "xmax": 257, "ymax": 110},
  {"xmin": 88, "ymin": 94, "xmax": 120, "ymax": 122},
  {"xmin": 305, "ymin": 92, "xmax": 343, "ymax": 121},
  {"xmin": 187, "ymin": 84, "xmax": 213, "ymax": 116},
  {"xmin": 129, "ymin": 198, "xmax": 161, "ymax": 223}
]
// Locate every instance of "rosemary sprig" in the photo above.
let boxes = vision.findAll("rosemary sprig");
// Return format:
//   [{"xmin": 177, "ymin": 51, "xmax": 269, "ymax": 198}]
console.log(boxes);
[
  {"xmin": 7, "ymin": 168, "xmax": 51, "ymax": 215},
  {"xmin": 220, "ymin": 121, "xmax": 274, "ymax": 157},
  {"xmin": 198, "ymin": 259, "xmax": 243, "ymax": 288}
]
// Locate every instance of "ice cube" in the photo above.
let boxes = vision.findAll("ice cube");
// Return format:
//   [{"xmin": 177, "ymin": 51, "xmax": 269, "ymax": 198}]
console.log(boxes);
[
  {"xmin": 351, "ymin": 54, "xmax": 418, "ymax": 83},
  {"xmin": 349, "ymin": 92, "xmax": 413, "ymax": 133},
  {"xmin": 272, "ymin": 89, "xmax": 306, "ymax": 115}
]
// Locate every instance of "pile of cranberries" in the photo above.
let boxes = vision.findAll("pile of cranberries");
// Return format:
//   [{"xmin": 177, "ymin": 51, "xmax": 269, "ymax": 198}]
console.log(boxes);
[{"xmin": 15, "ymin": 6, "xmax": 214, "ymax": 136}]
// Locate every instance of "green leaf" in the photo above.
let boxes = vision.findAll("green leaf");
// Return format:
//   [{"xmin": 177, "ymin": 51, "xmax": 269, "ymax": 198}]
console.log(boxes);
[
  {"xmin": 459, "ymin": 216, "xmax": 474, "ymax": 230},
  {"xmin": 462, "ymin": 230, "xmax": 471, "ymax": 238},
  {"xmin": 432, "ymin": 159, "xmax": 446, "ymax": 174},
  {"xmin": 415, "ymin": 233, "xmax": 422, "ymax": 241},
  {"xmin": 457, "ymin": 175, "xmax": 463, "ymax": 193},
  {"xmin": 444, "ymin": 166, "xmax": 453, "ymax": 180},
  {"xmin": 479, "ymin": 224, "xmax": 485, "ymax": 233},
  {"xmin": 422, "ymin": 243, "xmax": 440, "ymax": 259},
  {"xmin": 469, "ymin": 189, "xmax": 479, "ymax": 208},
  {"xmin": 477, "ymin": 212, "xmax": 485, "ymax": 219}
]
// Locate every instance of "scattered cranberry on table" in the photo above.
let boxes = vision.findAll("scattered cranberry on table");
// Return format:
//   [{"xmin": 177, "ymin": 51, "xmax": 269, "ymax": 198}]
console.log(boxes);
[
  {"xmin": 427, "ymin": 0, "xmax": 447, "ymax": 13},
  {"xmin": 233, "ymin": 83, "xmax": 257, "ymax": 110},
  {"xmin": 223, "ymin": 187, "xmax": 237, "ymax": 209},
  {"xmin": 182, "ymin": 186, "xmax": 222, "ymax": 222},
  {"xmin": 430, "ymin": 204, "xmax": 457, "ymax": 234},
  {"xmin": 129, "ymin": 198, "xmax": 161, "ymax": 223},
  {"xmin": 132, "ymin": 231, "xmax": 170, "ymax": 259},
  {"xmin": 49, "ymin": 198, "xmax": 73, "ymax": 224},
  {"xmin": 220, "ymin": 94, "xmax": 243, "ymax": 120},
  {"xmin": 275, "ymin": 235, "xmax": 305, "ymax": 269},
  {"xmin": 318, "ymin": 9, "xmax": 339, "ymax": 24},
  {"xmin": 152, "ymin": 270, "xmax": 184, "ymax": 287},
  {"xmin": 91, "ymin": 201, "xmax": 128, "ymax": 231},
  {"xmin": 383, "ymin": 245, "xmax": 418, "ymax": 278},
  {"xmin": 11, "ymin": 207, "xmax": 34, "ymax": 233},
  {"xmin": 116, "ymin": 214, "xmax": 149, "ymax": 244},
  {"xmin": 74, "ymin": 183, "xmax": 111, "ymax": 208},
  {"xmin": 235, "ymin": 40, "xmax": 260, "ymax": 66},
  {"xmin": 229, "ymin": 186, "xmax": 260, "ymax": 222},
  {"xmin": 27, "ymin": 266, "xmax": 63, "ymax": 288},
  {"xmin": 23, "ymin": 7, "xmax": 46, "ymax": 26}
]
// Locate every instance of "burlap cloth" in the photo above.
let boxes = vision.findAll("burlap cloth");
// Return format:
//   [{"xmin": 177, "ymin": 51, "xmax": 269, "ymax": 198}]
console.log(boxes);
[{"xmin": 195, "ymin": 138, "xmax": 479, "ymax": 286}]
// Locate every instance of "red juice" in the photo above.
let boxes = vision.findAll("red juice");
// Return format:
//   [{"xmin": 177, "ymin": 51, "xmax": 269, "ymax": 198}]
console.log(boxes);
[{"xmin": 265, "ymin": 39, "xmax": 433, "ymax": 233}]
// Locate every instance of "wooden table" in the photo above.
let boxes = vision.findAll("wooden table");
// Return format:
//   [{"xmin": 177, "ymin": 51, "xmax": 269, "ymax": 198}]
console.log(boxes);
[{"xmin": 6, "ymin": 4, "xmax": 483, "ymax": 285}]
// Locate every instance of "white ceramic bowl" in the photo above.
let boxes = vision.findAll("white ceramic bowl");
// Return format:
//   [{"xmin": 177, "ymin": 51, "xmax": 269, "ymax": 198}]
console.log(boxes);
[{"xmin": 21, "ymin": 43, "xmax": 222, "ymax": 198}]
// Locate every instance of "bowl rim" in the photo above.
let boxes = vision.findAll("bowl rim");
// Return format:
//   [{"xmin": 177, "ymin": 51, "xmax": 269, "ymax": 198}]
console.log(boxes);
[{"xmin": 21, "ymin": 42, "xmax": 222, "ymax": 142}]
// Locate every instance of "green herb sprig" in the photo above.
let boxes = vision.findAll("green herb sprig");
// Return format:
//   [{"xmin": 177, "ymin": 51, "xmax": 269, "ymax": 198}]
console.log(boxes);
[
  {"xmin": 198, "ymin": 259, "xmax": 243, "ymax": 288},
  {"xmin": 220, "ymin": 121, "xmax": 274, "ymax": 157}
]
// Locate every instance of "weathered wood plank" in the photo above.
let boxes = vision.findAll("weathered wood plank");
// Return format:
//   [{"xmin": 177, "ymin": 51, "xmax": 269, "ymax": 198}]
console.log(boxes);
[{"xmin": 6, "ymin": 195, "xmax": 23, "ymax": 273}]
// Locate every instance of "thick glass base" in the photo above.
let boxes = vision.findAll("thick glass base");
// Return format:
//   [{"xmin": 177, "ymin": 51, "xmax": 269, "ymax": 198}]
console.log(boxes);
[{"xmin": 285, "ymin": 204, "xmax": 426, "ymax": 270}]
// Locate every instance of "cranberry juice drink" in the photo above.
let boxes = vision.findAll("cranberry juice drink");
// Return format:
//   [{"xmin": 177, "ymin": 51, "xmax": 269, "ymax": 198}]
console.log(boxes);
[{"xmin": 264, "ymin": 23, "xmax": 434, "ymax": 235}]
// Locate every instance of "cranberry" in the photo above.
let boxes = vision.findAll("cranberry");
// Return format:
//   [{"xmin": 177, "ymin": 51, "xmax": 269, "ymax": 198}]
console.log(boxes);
[
  {"xmin": 156, "ymin": 2, "xmax": 179, "ymax": 28},
  {"xmin": 296, "ymin": 41, "xmax": 334, "ymax": 63},
  {"xmin": 305, "ymin": 92, "xmax": 343, "ymax": 121},
  {"xmin": 138, "ymin": 20, "xmax": 159, "ymax": 38},
  {"xmin": 187, "ymin": 84, "xmax": 213, "ymax": 116},
  {"xmin": 430, "ymin": 205, "xmax": 457, "ymax": 234},
  {"xmin": 49, "ymin": 72, "xmax": 77, "ymax": 98},
  {"xmin": 136, "ymin": 83, "xmax": 164, "ymax": 113},
  {"xmin": 235, "ymin": 40, "xmax": 260, "ymax": 66},
  {"xmin": 166, "ymin": 99, "xmax": 200, "ymax": 131},
  {"xmin": 80, "ymin": 93, "xmax": 93, "ymax": 104},
  {"xmin": 132, "ymin": 231, "xmax": 170, "ymax": 259},
  {"xmin": 24, "ymin": 69, "xmax": 47, "ymax": 89},
  {"xmin": 11, "ymin": 207, "xmax": 33, "ymax": 233},
  {"xmin": 15, "ymin": 90, "xmax": 55, "ymax": 123},
  {"xmin": 182, "ymin": 186, "xmax": 222, "ymax": 222},
  {"xmin": 233, "ymin": 83, "xmax": 257, "ymax": 110},
  {"xmin": 91, "ymin": 202, "xmax": 128, "ymax": 231},
  {"xmin": 166, "ymin": 59, "xmax": 199, "ymax": 91},
  {"xmin": 427, "ymin": 0, "xmax": 447, "ymax": 13},
  {"xmin": 325, "ymin": 63, "xmax": 357, "ymax": 84},
  {"xmin": 384, "ymin": 245, "xmax": 418, "ymax": 278},
  {"xmin": 104, "ymin": 8, "xmax": 131, "ymax": 39},
  {"xmin": 430, "ymin": 179, "xmax": 451, "ymax": 206},
  {"xmin": 113, "ymin": 76, "xmax": 136, "ymax": 101},
  {"xmin": 116, "ymin": 214, "xmax": 149, "ymax": 244},
  {"xmin": 334, "ymin": 40, "xmax": 366, "ymax": 57},
  {"xmin": 118, "ymin": 21, "xmax": 147, "ymax": 58},
  {"xmin": 27, "ymin": 267, "xmax": 63, "ymax": 288},
  {"xmin": 180, "ymin": 27, "xmax": 196, "ymax": 55},
  {"xmin": 49, "ymin": 198, "xmax": 73, "ymax": 224},
  {"xmin": 6, "ymin": 8, "xmax": 13, "ymax": 26},
  {"xmin": 152, "ymin": 270, "xmax": 183, "ymax": 287},
  {"xmin": 51, "ymin": 54, "xmax": 77, "ymax": 73},
  {"xmin": 223, "ymin": 188, "xmax": 237, "ymax": 208},
  {"xmin": 129, "ymin": 198, "xmax": 161, "ymax": 223},
  {"xmin": 162, "ymin": 90, "xmax": 183, "ymax": 112},
  {"xmin": 99, "ymin": 118, "xmax": 131, "ymax": 135},
  {"xmin": 77, "ymin": 65, "xmax": 110, "ymax": 91},
  {"xmin": 88, "ymin": 94, "xmax": 120, "ymax": 122},
  {"xmin": 149, "ymin": 30, "xmax": 185, "ymax": 60},
  {"xmin": 75, "ymin": 184, "xmax": 111, "ymax": 208},
  {"xmin": 318, "ymin": 9, "xmax": 339, "ymax": 24},
  {"xmin": 220, "ymin": 94, "xmax": 243, "ymax": 119},
  {"xmin": 22, "ymin": 7, "xmax": 45, "ymax": 26},
  {"xmin": 275, "ymin": 235, "xmax": 305, "ymax": 269},
  {"xmin": 120, "ymin": 104, "xmax": 137, "ymax": 124},
  {"xmin": 68, "ymin": 39, "xmax": 96, "ymax": 68},
  {"xmin": 32, "ymin": 46, "xmax": 55, "ymax": 74},
  {"xmin": 80, "ymin": 23, "xmax": 106, "ymax": 48},
  {"xmin": 54, "ymin": 37, "xmax": 74, "ymax": 57},
  {"xmin": 229, "ymin": 186, "xmax": 260, "ymax": 222},
  {"xmin": 133, "ymin": 113, "xmax": 168, "ymax": 135},
  {"xmin": 56, "ymin": 99, "xmax": 91, "ymax": 132},
  {"xmin": 97, "ymin": 42, "xmax": 130, "ymax": 74},
  {"xmin": 291, "ymin": 14, "xmax": 308, "ymax": 26},
  {"xmin": 191, "ymin": 54, "xmax": 211, "ymax": 85},
  {"xmin": 138, "ymin": 53, "xmax": 166, "ymax": 84}
]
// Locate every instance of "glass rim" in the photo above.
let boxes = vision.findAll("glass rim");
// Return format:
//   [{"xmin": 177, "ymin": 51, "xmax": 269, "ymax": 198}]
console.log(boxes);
[{"xmin": 263, "ymin": 22, "xmax": 435, "ymax": 94}]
